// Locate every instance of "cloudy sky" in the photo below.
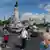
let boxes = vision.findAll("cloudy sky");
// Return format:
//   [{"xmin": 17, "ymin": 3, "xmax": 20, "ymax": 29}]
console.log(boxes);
[
  {"xmin": 0, "ymin": 0, "xmax": 50, "ymax": 20},
  {"xmin": 0, "ymin": 0, "xmax": 16, "ymax": 20},
  {"xmin": 19, "ymin": 0, "xmax": 50, "ymax": 16}
]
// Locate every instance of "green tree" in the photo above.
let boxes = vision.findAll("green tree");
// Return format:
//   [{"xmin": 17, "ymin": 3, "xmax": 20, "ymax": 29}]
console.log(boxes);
[
  {"xmin": 2, "ymin": 20, "xmax": 10, "ymax": 24},
  {"xmin": 0, "ymin": 20, "xmax": 3, "ymax": 25}
]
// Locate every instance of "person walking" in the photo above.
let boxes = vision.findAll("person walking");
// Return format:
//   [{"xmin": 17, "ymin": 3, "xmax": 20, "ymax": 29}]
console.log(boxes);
[
  {"xmin": 3, "ymin": 29, "xmax": 9, "ymax": 48},
  {"xmin": 3, "ymin": 34, "xmax": 9, "ymax": 47},
  {"xmin": 20, "ymin": 28, "xmax": 28, "ymax": 50},
  {"xmin": 40, "ymin": 32, "xmax": 50, "ymax": 50}
]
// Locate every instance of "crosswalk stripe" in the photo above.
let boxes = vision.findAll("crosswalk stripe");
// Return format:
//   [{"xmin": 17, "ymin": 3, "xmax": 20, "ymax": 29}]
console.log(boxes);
[{"xmin": 0, "ymin": 47, "xmax": 2, "ymax": 50}]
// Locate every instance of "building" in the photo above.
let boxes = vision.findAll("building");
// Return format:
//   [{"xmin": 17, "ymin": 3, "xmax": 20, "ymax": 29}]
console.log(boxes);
[{"xmin": 21, "ymin": 13, "xmax": 45, "ymax": 24}]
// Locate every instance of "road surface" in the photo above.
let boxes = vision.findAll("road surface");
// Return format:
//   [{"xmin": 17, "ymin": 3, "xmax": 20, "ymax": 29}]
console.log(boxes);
[
  {"xmin": 0, "ymin": 26, "xmax": 43, "ymax": 50},
  {"xmin": 2, "ymin": 34, "xmax": 42, "ymax": 50}
]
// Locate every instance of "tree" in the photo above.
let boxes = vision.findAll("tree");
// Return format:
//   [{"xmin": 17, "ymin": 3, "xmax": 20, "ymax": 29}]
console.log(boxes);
[{"xmin": 2, "ymin": 20, "xmax": 10, "ymax": 25}]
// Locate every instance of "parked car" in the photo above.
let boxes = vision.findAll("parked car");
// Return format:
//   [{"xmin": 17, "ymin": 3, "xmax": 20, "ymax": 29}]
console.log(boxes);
[{"xmin": 29, "ymin": 25, "xmax": 39, "ymax": 37}]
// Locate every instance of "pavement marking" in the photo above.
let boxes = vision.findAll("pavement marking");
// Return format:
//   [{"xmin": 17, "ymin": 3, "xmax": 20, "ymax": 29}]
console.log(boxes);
[
  {"xmin": 0, "ymin": 47, "xmax": 2, "ymax": 50},
  {"xmin": 6, "ymin": 46, "xmax": 11, "ymax": 48}
]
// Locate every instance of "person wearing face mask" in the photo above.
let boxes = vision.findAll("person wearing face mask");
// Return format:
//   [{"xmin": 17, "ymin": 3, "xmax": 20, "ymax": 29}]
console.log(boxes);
[{"xmin": 40, "ymin": 32, "xmax": 50, "ymax": 50}]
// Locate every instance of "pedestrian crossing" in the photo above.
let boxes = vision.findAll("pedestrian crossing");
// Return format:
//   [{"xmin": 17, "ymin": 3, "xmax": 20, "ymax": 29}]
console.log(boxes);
[
  {"xmin": 0, "ymin": 46, "xmax": 11, "ymax": 50},
  {"xmin": 0, "ymin": 47, "xmax": 2, "ymax": 50},
  {"xmin": 0, "ymin": 38, "xmax": 2, "ymax": 50}
]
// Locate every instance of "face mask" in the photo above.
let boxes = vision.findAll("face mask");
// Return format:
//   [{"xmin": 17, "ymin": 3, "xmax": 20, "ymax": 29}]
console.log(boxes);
[
  {"xmin": 44, "ymin": 44, "xmax": 48, "ymax": 49},
  {"xmin": 43, "ymin": 40, "xmax": 50, "ymax": 49}
]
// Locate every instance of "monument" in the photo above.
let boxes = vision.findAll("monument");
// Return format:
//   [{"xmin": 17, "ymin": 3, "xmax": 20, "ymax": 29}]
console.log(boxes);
[
  {"xmin": 8, "ymin": 1, "xmax": 24, "ymax": 32},
  {"xmin": 9, "ymin": 1, "xmax": 20, "ymax": 27},
  {"xmin": 13, "ymin": 1, "xmax": 19, "ymax": 24}
]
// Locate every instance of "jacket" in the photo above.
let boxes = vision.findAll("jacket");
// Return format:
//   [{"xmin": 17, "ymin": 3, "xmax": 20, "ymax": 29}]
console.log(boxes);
[{"xmin": 40, "ymin": 41, "xmax": 50, "ymax": 50}]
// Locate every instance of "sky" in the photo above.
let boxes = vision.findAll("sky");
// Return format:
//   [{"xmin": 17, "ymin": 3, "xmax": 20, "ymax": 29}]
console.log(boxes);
[
  {"xmin": 19, "ymin": 0, "xmax": 50, "ymax": 16},
  {"xmin": 0, "ymin": 0, "xmax": 16, "ymax": 20},
  {"xmin": 0, "ymin": 0, "xmax": 50, "ymax": 20}
]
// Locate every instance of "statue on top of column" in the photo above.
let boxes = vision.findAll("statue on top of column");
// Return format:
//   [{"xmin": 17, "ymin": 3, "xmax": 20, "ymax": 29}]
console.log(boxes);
[{"xmin": 15, "ymin": 1, "xmax": 18, "ymax": 7}]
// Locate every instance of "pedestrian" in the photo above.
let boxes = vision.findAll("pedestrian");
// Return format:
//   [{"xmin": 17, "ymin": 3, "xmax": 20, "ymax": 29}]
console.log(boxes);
[
  {"xmin": 40, "ymin": 32, "xmax": 50, "ymax": 50},
  {"xmin": 3, "ymin": 34, "xmax": 9, "ymax": 47},
  {"xmin": 46, "ymin": 26, "xmax": 49, "ymax": 32},
  {"xmin": 20, "ymin": 28, "xmax": 28, "ymax": 50},
  {"xmin": 3, "ymin": 29, "xmax": 9, "ymax": 48}
]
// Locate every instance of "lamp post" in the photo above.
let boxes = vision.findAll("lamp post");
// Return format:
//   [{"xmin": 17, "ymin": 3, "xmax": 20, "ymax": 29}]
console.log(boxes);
[
  {"xmin": 43, "ymin": 16, "xmax": 46, "ymax": 26},
  {"xmin": 4, "ymin": 16, "xmax": 5, "ymax": 21},
  {"xmin": 4, "ymin": 16, "xmax": 6, "ymax": 27}
]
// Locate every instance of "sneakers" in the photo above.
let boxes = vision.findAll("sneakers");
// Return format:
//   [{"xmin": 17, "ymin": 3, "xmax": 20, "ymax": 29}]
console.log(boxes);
[
  {"xmin": 21, "ymin": 49, "xmax": 24, "ymax": 50},
  {"xmin": 6, "ymin": 45, "xmax": 10, "ymax": 48}
]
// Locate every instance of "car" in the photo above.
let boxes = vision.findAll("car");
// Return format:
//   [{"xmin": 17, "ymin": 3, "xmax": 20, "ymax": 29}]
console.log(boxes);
[{"xmin": 28, "ymin": 25, "xmax": 39, "ymax": 37}]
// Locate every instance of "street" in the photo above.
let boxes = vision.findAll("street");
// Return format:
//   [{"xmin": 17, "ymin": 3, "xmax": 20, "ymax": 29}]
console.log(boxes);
[
  {"xmin": 2, "ymin": 36, "xmax": 42, "ymax": 50},
  {"xmin": 0, "ymin": 26, "xmax": 43, "ymax": 50}
]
